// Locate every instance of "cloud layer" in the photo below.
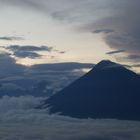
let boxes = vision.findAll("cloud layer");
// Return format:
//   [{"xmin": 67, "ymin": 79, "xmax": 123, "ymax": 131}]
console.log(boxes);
[
  {"xmin": 0, "ymin": 96, "xmax": 140, "ymax": 140},
  {"xmin": 0, "ymin": 53, "xmax": 93, "ymax": 96}
]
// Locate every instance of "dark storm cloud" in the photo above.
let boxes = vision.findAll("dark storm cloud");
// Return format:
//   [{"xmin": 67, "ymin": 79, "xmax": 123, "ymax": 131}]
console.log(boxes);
[
  {"xmin": 106, "ymin": 50, "xmax": 125, "ymax": 55},
  {"xmin": 0, "ymin": 36, "xmax": 24, "ymax": 41}
]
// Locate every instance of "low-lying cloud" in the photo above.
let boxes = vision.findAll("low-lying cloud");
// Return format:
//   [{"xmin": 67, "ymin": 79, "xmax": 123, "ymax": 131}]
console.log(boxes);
[
  {"xmin": 30, "ymin": 62, "xmax": 94, "ymax": 72},
  {"xmin": 0, "ymin": 96, "xmax": 139, "ymax": 140},
  {"xmin": 0, "ymin": 53, "xmax": 93, "ymax": 96}
]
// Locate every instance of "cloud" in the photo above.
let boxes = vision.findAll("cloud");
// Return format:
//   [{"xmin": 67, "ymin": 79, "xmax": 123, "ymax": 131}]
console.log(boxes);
[
  {"xmin": 0, "ymin": 53, "xmax": 25, "ymax": 78},
  {"xmin": 0, "ymin": 96, "xmax": 139, "ymax": 140},
  {"xmin": 8, "ymin": 45, "xmax": 53, "ymax": 52},
  {"xmin": 0, "ymin": 83, "xmax": 26, "ymax": 96},
  {"xmin": 116, "ymin": 55, "xmax": 140, "ymax": 63},
  {"xmin": 59, "ymin": 51, "xmax": 65, "ymax": 54},
  {"xmin": 13, "ymin": 51, "xmax": 41, "ymax": 58},
  {"xmin": 6, "ymin": 45, "xmax": 53, "ymax": 58},
  {"xmin": 0, "ymin": 0, "xmax": 111, "ymax": 22},
  {"xmin": 90, "ymin": 0, "xmax": 140, "ymax": 63},
  {"xmin": 106, "ymin": 50, "xmax": 125, "ymax": 55},
  {"xmin": 122, "ymin": 64, "xmax": 132, "ymax": 68},
  {"xmin": 126, "ymin": 55, "xmax": 140, "ymax": 60},
  {"xmin": 3, "ymin": 44, "xmax": 65, "ymax": 58},
  {"xmin": 23, "ymin": 62, "xmax": 94, "ymax": 95},
  {"xmin": 0, "ymin": 54, "xmax": 93, "ymax": 96},
  {"xmin": 0, "ymin": 36, "xmax": 24, "ymax": 41},
  {"xmin": 132, "ymin": 64, "xmax": 140, "ymax": 68},
  {"xmin": 30, "ymin": 62, "xmax": 94, "ymax": 72},
  {"xmin": 0, "ymin": 0, "xmax": 43, "ymax": 10},
  {"xmin": 93, "ymin": 29, "xmax": 114, "ymax": 34}
]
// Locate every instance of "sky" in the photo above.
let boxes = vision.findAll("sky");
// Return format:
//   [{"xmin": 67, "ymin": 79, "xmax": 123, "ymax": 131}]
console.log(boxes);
[{"xmin": 0, "ymin": 0, "xmax": 140, "ymax": 72}]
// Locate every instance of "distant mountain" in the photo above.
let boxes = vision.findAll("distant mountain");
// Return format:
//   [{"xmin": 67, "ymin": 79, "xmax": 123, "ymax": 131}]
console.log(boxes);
[{"xmin": 43, "ymin": 60, "xmax": 140, "ymax": 121}]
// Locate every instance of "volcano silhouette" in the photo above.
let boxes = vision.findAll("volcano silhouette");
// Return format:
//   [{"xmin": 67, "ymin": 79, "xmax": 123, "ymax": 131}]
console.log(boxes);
[{"xmin": 43, "ymin": 60, "xmax": 140, "ymax": 120}]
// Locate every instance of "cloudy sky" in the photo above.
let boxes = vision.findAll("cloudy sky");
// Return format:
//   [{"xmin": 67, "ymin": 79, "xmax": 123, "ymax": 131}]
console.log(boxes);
[
  {"xmin": 0, "ymin": 1, "xmax": 140, "ymax": 139},
  {"xmin": 0, "ymin": 0, "xmax": 140, "ymax": 72}
]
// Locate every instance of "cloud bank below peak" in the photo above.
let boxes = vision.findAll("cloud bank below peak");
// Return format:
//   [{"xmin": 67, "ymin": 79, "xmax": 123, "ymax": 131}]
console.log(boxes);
[{"xmin": 0, "ymin": 96, "xmax": 140, "ymax": 140}]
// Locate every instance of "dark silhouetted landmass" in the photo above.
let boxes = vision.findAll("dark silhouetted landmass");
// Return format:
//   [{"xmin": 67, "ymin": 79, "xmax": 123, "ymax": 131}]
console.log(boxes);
[{"xmin": 42, "ymin": 60, "xmax": 140, "ymax": 121}]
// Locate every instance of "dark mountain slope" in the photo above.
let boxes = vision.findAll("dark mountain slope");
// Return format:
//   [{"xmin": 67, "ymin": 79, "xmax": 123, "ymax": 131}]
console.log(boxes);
[{"xmin": 43, "ymin": 60, "xmax": 140, "ymax": 120}]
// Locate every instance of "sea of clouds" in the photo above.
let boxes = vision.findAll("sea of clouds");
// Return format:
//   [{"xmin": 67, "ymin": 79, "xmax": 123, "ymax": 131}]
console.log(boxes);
[{"xmin": 0, "ymin": 96, "xmax": 140, "ymax": 140}]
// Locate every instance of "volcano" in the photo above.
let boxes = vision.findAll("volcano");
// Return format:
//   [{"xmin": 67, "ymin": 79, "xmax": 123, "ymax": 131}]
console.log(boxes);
[{"xmin": 42, "ymin": 60, "xmax": 140, "ymax": 120}]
